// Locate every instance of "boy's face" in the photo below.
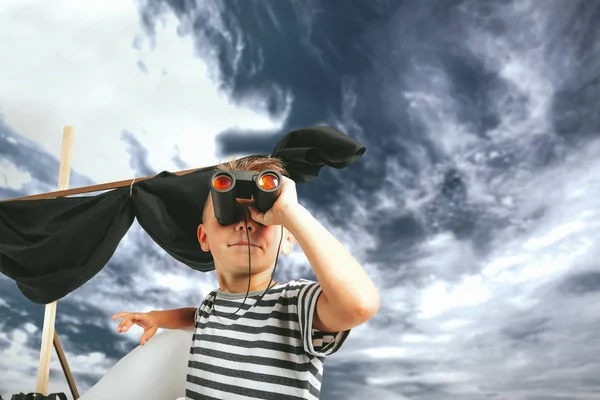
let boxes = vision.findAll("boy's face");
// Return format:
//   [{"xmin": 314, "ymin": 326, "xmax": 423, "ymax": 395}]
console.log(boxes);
[{"xmin": 197, "ymin": 194, "xmax": 296, "ymax": 275}]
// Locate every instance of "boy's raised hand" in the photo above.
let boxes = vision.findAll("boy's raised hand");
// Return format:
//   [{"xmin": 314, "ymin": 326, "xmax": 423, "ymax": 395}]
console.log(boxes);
[{"xmin": 112, "ymin": 311, "xmax": 158, "ymax": 346}]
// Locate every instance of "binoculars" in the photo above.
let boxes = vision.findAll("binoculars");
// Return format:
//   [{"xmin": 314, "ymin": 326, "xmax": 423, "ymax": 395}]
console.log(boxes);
[{"xmin": 210, "ymin": 169, "xmax": 283, "ymax": 226}]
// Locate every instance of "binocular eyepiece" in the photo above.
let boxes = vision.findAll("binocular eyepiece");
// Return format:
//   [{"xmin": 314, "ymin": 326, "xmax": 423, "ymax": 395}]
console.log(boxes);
[{"xmin": 210, "ymin": 169, "xmax": 283, "ymax": 226}]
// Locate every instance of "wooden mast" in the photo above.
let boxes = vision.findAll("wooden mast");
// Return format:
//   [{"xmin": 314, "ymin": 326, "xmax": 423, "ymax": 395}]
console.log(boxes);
[{"xmin": 35, "ymin": 126, "xmax": 74, "ymax": 394}]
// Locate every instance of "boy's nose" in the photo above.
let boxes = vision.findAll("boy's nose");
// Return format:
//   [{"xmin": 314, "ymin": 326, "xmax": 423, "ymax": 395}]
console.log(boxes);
[
  {"xmin": 234, "ymin": 216, "xmax": 255, "ymax": 231},
  {"xmin": 235, "ymin": 222, "xmax": 254, "ymax": 232},
  {"xmin": 234, "ymin": 201, "xmax": 255, "ymax": 231}
]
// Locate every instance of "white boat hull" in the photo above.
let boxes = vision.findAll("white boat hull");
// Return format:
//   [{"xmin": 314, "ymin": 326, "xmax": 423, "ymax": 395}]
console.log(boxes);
[{"xmin": 79, "ymin": 328, "xmax": 193, "ymax": 400}]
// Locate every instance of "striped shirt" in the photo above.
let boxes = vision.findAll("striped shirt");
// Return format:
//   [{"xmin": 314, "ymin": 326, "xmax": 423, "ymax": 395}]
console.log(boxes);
[{"xmin": 185, "ymin": 279, "xmax": 350, "ymax": 399}]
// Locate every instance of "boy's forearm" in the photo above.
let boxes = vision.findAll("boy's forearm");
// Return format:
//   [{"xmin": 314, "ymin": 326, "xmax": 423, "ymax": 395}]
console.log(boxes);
[
  {"xmin": 149, "ymin": 307, "xmax": 196, "ymax": 329},
  {"xmin": 282, "ymin": 204, "xmax": 380, "ymax": 320}
]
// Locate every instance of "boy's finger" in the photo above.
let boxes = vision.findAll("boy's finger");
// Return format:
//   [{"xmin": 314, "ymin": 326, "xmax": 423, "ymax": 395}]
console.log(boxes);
[
  {"xmin": 132, "ymin": 313, "xmax": 146, "ymax": 322},
  {"xmin": 112, "ymin": 312, "xmax": 129, "ymax": 320},
  {"xmin": 117, "ymin": 320, "xmax": 126, "ymax": 332},
  {"xmin": 117, "ymin": 315, "xmax": 135, "ymax": 332},
  {"xmin": 140, "ymin": 326, "xmax": 157, "ymax": 346},
  {"xmin": 132, "ymin": 314, "xmax": 152, "ymax": 327},
  {"xmin": 248, "ymin": 206, "xmax": 263, "ymax": 221},
  {"xmin": 121, "ymin": 317, "xmax": 139, "ymax": 332}
]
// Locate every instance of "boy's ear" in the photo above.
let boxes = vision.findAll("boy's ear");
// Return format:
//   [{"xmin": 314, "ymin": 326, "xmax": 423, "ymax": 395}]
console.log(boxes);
[
  {"xmin": 280, "ymin": 229, "xmax": 297, "ymax": 255},
  {"xmin": 197, "ymin": 224, "xmax": 210, "ymax": 252}
]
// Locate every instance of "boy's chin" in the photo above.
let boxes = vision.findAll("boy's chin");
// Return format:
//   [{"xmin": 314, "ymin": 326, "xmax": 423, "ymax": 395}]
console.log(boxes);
[{"xmin": 225, "ymin": 260, "xmax": 273, "ymax": 273}]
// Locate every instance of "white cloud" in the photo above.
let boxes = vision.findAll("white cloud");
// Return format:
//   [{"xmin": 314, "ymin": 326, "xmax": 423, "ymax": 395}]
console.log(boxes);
[
  {"xmin": 418, "ymin": 276, "xmax": 490, "ymax": 319},
  {"xmin": 153, "ymin": 272, "xmax": 198, "ymax": 291},
  {"xmin": 439, "ymin": 319, "xmax": 471, "ymax": 331},
  {"xmin": 151, "ymin": 270, "xmax": 217, "ymax": 302},
  {"xmin": 66, "ymin": 351, "xmax": 113, "ymax": 376},
  {"xmin": 23, "ymin": 322, "xmax": 38, "ymax": 334},
  {"xmin": 368, "ymin": 370, "xmax": 473, "ymax": 385},
  {"xmin": 0, "ymin": 0, "xmax": 288, "ymax": 186},
  {"xmin": 365, "ymin": 346, "xmax": 409, "ymax": 359},
  {"xmin": 404, "ymin": 85, "xmax": 479, "ymax": 156}
]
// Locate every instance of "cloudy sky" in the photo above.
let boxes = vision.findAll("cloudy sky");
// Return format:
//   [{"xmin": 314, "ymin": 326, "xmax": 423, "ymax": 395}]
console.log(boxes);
[{"xmin": 1, "ymin": 0, "xmax": 600, "ymax": 399}]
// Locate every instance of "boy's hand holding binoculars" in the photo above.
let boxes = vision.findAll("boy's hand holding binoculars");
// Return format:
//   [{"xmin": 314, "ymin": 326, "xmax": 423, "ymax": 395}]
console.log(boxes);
[{"xmin": 247, "ymin": 175, "xmax": 299, "ymax": 227}]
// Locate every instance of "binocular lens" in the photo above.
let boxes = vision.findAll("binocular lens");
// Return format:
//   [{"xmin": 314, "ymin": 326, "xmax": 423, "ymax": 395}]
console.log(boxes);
[
  {"xmin": 213, "ymin": 175, "xmax": 233, "ymax": 191},
  {"xmin": 257, "ymin": 173, "xmax": 279, "ymax": 190}
]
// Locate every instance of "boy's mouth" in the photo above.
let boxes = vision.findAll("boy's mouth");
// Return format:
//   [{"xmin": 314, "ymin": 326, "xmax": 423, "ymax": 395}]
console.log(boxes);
[{"xmin": 228, "ymin": 242, "xmax": 261, "ymax": 248}]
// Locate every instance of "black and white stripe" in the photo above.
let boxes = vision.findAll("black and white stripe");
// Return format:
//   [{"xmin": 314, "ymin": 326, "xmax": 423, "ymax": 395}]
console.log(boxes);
[{"xmin": 185, "ymin": 279, "xmax": 350, "ymax": 399}]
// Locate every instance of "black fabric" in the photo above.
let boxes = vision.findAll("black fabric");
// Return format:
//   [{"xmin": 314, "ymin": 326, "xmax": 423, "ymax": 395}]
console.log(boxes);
[
  {"xmin": 10, "ymin": 393, "xmax": 68, "ymax": 400},
  {"xmin": 0, "ymin": 189, "xmax": 134, "ymax": 304},
  {"xmin": 132, "ymin": 168, "xmax": 215, "ymax": 271},
  {"xmin": 272, "ymin": 126, "xmax": 366, "ymax": 183},
  {"xmin": 0, "ymin": 126, "xmax": 366, "ymax": 304}
]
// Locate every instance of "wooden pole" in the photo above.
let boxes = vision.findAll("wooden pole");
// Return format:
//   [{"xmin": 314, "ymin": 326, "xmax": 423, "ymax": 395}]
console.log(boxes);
[
  {"xmin": 54, "ymin": 331, "xmax": 80, "ymax": 398},
  {"xmin": 1, "ymin": 166, "xmax": 207, "ymax": 202},
  {"xmin": 35, "ymin": 126, "xmax": 74, "ymax": 394}
]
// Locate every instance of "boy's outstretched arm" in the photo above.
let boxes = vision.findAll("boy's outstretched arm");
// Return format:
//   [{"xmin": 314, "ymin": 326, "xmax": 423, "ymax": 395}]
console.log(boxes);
[
  {"xmin": 113, "ymin": 307, "xmax": 196, "ymax": 345},
  {"xmin": 282, "ymin": 204, "xmax": 380, "ymax": 333}
]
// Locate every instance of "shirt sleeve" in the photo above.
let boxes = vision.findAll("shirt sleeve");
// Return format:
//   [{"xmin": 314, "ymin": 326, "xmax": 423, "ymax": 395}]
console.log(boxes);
[
  {"xmin": 193, "ymin": 306, "xmax": 199, "ymax": 326},
  {"xmin": 296, "ymin": 280, "xmax": 351, "ymax": 357},
  {"xmin": 193, "ymin": 291, "xmax": 216, "ymax": 327}
]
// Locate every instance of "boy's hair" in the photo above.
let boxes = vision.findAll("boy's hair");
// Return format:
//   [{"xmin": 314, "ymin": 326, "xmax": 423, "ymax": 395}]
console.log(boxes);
[
  {"xmin": 201, "ymin": 156, "xmax": 288, "ymax": 221},
  {"xmin": 217, "ymin": 155, "xmax": 288, "ymax": 176}
]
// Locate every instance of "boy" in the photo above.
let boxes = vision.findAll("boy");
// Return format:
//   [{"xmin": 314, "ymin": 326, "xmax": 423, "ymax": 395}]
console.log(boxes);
[{"xmin": 113, "ymin": 156, "xmax": 380, "ymax": 399}]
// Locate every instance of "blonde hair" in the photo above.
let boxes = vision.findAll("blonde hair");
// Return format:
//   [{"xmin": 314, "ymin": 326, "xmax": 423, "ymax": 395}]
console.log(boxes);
[{"xmin": 217, "ymin": 155, "xmax": 288, "ymax": 176}]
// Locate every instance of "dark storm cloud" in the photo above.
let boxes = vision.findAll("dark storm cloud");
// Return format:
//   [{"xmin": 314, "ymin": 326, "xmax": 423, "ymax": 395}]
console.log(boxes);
[
  {"xmin": 0, "ymin": 187, "xmax": 24, "ymax": 200},
  {"xmin": 139, "ymin": 0, "xmax": 386, "ymax": 126},
  {"xmin": 132, "ymin": 0, "xmax": 547, "ymax": 255},
  {"xmin": 322, "ymin": 356, "xmax": 460, "ymax": 400},
  {"xmin": 0, "ymin": 272, "xmax": 129, "ymax": 362},
  {"xmin": 547, "ymin": 1, "xmax": 600, "ymax": 141},
  {"xmin": 214, "ymin": 128, "xmax": 278, "ymax": 156},
  {"xmin": 559, "ymin": 271, "xmax": 600, "ymax": 296},
  {"xmin": 136, "ymin": 0, "xmax": 400, "ymax": 210},
  {"xmin": 500, "ymin": 316, "xmax": 551, "ymax": 343},
  {"xmin": 376, "ymin": 215, "xmax": 426, "ymax": 251},
  {"xmin": 0, "ymin": 278, "xmax": 45, "ymax": 329},
  {"xmin": 423, "ymin": 168, "xmax": 478, "ymax": 239},
  {"xmin": 0, "ymin": 120, "xmax": 61, "ymax": 187},
  {"xmin": 120, "ymin": 130, "xmax": 157, "ymax": 177}
]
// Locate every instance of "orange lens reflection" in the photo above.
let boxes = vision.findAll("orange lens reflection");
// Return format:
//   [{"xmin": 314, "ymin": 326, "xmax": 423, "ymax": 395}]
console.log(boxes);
[
  {"xmin": 213, "ymin": 175, "xmax": 232, "ymax": 190},
  {"xmin": 258, "ymin": 173, "xmax": 279, "ymax": 190}
]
